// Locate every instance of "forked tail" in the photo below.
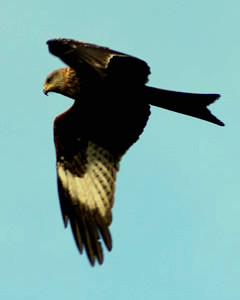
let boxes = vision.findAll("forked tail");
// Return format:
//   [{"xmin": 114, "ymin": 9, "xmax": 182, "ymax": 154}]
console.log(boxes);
[{"xmin": 146, "ymin": 86, "xmax": 224, "ymax": 126}]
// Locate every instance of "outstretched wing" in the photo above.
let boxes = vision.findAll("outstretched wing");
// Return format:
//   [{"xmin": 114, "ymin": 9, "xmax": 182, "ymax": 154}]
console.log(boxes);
[
  {"xmin": 54, "ymin": 105, "xmax": 121, "ymax": 266},
  {"xmin": 47, "ymin": 38, "xmax": 150, "ymax": 85}
]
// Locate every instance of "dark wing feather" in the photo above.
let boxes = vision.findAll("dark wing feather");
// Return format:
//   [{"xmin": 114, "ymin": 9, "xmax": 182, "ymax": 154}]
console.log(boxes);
[
  {"xmin": 47, "ymin": 38, "xmax": 150, "ymax": 84},
  {"xmin": 54, "ymin": 105, "xmax": 120, "ymax": 266}
]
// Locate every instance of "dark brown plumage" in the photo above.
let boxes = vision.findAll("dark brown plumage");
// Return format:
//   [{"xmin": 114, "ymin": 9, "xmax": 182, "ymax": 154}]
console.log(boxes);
[{"xmin": 43, "ymin": 38, "xmax": 224, "ymax": 266}]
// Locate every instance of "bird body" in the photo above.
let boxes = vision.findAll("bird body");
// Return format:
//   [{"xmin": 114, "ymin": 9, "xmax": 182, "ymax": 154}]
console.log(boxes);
[{"xmin": 43, "ymin": 38, "xmax": 224, "ymax": 266}]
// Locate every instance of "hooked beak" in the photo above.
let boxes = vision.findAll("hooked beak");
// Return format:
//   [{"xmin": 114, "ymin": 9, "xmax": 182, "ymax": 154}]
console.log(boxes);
[{"xmin": 43, "ymin": 85, "xmax": 49, "ymax": 96}]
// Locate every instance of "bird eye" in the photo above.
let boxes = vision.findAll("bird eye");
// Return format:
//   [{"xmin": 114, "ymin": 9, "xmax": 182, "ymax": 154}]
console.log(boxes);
[{"xmin": 46, "ymin": 77, "xmax": 52, "ymax": 84}]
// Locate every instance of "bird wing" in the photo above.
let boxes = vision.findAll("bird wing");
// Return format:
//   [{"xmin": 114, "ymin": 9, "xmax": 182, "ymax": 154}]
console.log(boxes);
[
  {"xmin": 54, "ymin": 105, "xmax": 121, "ymax": 266},
  {"xmin": 47, "ymin": 38, "xmax": 150, "ymax": 84}
]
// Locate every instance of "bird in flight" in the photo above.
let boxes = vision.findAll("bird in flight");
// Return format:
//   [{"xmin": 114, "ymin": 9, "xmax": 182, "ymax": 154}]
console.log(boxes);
[{"xmin": 43, "ymin": 38, "xmax": 224, "ymax": 266}]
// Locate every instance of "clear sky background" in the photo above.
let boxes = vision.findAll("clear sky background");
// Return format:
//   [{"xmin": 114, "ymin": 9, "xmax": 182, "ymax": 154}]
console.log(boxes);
[{"xmin": 1, "ymin": 1, "xmax": 240, "ymax": 299}]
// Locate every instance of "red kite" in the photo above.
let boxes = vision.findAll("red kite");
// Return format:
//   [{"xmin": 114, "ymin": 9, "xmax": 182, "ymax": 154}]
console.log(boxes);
[{"xmin": 43, "ymin": 38, "xmax": 224, "ymax": 266}]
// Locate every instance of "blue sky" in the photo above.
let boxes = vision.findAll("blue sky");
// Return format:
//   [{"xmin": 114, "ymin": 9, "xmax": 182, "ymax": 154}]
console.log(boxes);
[{"xmin": 1, "ymin": 0, "xmax": 240, "ymax": 299}]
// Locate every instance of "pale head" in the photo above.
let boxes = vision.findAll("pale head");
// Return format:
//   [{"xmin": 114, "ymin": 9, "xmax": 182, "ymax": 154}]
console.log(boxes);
[
  {"xmin": 43, "ymin": 68, "xmax": 66, "ymax": 96},
  {"xmin": 43, "ymin": 67, "xmax": 81, "ymax": 99}
]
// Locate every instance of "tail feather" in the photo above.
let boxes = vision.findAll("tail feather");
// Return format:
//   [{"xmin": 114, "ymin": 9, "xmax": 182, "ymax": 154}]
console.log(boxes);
[{"xmin": 146, "ymin": 87, "xmax": 224, "ymax": 126}]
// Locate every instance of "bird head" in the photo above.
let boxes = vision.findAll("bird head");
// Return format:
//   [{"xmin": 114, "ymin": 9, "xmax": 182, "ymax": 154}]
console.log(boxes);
[{"xmin": 43, "ymin": 68, "xmax": 66, "ymax": 96}]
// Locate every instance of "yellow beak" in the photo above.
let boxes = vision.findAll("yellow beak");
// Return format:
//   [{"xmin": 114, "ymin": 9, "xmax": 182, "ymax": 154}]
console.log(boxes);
[{"xmin": 43, "ymin": 84, "xmax": 50, "ymax": 95}]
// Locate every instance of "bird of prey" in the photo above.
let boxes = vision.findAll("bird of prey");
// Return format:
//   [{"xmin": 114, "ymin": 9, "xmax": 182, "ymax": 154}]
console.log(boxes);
[{"xmin": 43, "ymin": 38, "xmax": 224, "ymax": 266}]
